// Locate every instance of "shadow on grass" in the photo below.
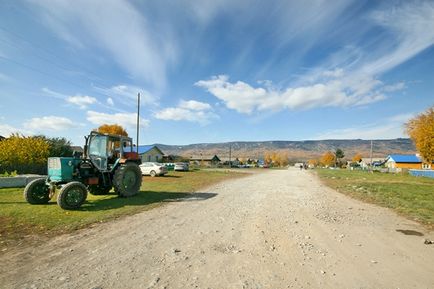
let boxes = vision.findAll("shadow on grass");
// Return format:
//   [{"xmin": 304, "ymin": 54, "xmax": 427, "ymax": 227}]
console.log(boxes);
[{"xmin": 80, "ymin": 191, "xmax": 217, "ymax": 211}]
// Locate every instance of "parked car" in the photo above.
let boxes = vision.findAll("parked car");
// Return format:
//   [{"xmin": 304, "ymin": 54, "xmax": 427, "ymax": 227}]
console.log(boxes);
[
  {"xmin": 174, "ymin": 162, "xmax": 189, "ymax": 171},
  {"xmin": 139, "ymin": 162, "xmax": 168, "ymax": 177}
]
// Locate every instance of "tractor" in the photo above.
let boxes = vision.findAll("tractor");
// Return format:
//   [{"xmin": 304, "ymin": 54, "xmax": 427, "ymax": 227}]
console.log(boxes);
[{"xmin": 23, "ymin": 131, "xmax": 142, "ymax": 210}]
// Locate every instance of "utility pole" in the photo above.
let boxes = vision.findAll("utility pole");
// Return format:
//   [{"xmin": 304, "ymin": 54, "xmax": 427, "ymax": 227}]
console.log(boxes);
[
  {"xmin": 229, "ymin": 143, "xmax": 232, "ymax": 168},
  {"xmin": 136, "ymin": 92, "xmax": 140, "ymax": 153},
  {"xmin": 369, "ymin": 140, "xmax": 373, "ymax": 171}
]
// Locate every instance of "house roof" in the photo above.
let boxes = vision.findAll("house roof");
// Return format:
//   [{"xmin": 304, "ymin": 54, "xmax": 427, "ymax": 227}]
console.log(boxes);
[
  {"xmin": 125, "ymin": 145, "xmax": 164, "ymax": 155},
  {"xmin": 190, "ymin": 155, "xmax": 221, "ymax": 161},
  {"xmin": 387, "ymin": 154, "xmax": 421, "ymax": 163}
]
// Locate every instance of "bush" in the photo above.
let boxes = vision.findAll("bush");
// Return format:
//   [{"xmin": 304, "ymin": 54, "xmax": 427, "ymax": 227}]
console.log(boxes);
[{"xmin": 0, "ymin": 135, "xmax": 50, "ymax": 174}]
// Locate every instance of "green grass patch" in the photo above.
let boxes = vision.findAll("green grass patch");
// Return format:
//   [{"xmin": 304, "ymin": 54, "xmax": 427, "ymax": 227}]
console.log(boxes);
[
  {"xmin": 0, "ymin": 170, "xmax": 243, "ymax": 248},
  {"xmin": 315, "ymin": 169, "xmax": 434, "ymax": 227}
]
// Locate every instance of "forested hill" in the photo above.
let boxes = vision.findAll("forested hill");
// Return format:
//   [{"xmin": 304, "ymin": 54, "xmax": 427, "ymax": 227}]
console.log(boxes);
[{"xmin": 154, "ymin": 138, "xmax": 415, "ymax": 161}]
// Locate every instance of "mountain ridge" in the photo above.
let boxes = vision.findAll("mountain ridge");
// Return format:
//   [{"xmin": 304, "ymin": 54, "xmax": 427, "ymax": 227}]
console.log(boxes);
[{"xmin": 151, "ymin": 138, "xmax": 416, "ymax": 161}]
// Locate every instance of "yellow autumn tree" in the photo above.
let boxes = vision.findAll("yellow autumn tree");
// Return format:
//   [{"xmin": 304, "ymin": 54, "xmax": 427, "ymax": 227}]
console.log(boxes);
[
  {"xmin": 405, "ymin": 106, "xmax": 434, "ymax": 163},
  {"xmin": 320, "ymin": 151, "xmax": 336, "ymax": 167},
  {"xmin": 97, "ymin": 124, "xmax": 128, "ymax": 136},
  {"xmin": 308, "ymin": 159, "xmax": 319, "ymax": 168},
  {"xmin": 264, "ymin": 151, "xmax": 273, "ymax": 165},
  {"xmin": 352, "ymin": 153, "xmax": 363, "ymax": 163},
  {"xmin": 0, "ymin": 135, "xmax": 50, "ymax": 174}
]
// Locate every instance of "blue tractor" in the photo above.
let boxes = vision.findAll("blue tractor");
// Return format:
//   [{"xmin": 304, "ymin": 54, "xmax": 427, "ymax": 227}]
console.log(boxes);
[{"xmin": 23, "ymin": 131, "xmax": 142, "ymax": 210}]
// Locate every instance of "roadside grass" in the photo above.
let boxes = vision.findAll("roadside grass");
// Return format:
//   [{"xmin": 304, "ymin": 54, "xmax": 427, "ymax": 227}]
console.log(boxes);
[
  {"xmin": 0, "ymin": 170, "xmax": 244, "ymax": 248},
  {"xmin": 315, "ymin": 169, "xmax": 434, "ymax": 228}
]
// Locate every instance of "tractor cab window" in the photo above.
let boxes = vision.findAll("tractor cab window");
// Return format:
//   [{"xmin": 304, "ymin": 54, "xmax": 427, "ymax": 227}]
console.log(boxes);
[
  {"xmin": 107, "ymin": 137, "xmax": 122, "ymax": 165},
  {"xmin": 88, "ymin": 134, "xmax": 109, "ymax": 171}
]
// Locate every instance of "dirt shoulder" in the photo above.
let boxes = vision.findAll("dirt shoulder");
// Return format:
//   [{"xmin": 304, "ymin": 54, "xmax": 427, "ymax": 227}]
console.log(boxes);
[{"xmin": 1, "ymin": 168, "xmax": 433, "ymax": 289}]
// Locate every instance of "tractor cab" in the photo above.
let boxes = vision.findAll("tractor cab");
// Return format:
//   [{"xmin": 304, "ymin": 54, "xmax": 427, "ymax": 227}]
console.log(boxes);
[
  {"xmin": 85, "ymin": 131, "xmax": 138, "ymax": 172},
  {"xmin": 86, "ymin": 131, "xmax": 135, "ymax": 171}
]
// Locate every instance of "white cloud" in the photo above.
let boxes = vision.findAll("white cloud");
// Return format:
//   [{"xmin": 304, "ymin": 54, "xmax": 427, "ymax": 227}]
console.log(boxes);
[
  {"xmin": 107, "ymin": 97, "xmax": 114, "ymax": 106},
  {"xmin": 23, "ymin": 116, "xmax": 80, "ymax": 131},
  {"xmin": 313, "ymin": 113, "xmax": 414, "ymax": 140},
  {"xmin": 154, "ymin": 100, "xmax": 218, "ymax": 125},
  {"xmin": 32, "ymin": 0, "xmax": 176, "ymax": 88},
  {"xmin": 66, "ymin": 95, "xmax": 97, "ymax": 109},
  {"xmin": 179, "ymin": 100, "xmax": 211, "ymax": 111},
  {"xmin": 95, "ymin": 85, "xmax": 158, "ymax": 107},
  {"xmin": 0, "ymin": 124, "xmax": 30, "ymax": 136},
  {"xmin": 195, "ymin": 75, "xmax": 387, "ymax": 114},
  {"xmin": 86, "ymin": 110, "xmax": 149, "ymax": 129}
]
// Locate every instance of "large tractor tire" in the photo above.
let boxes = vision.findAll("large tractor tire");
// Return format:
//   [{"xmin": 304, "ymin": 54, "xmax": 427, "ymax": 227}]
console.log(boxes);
[
  {"xmin": 89, "ymin": 184, "xmax": 112, "ymax": 195},
  {"xmin": 57, "ymin": 182, "xmax": 88, "ymax": 210},
  {"xmin": 113, "ymin": 162, "xmax": 142, "ymax": 197},
  {"xmin": 24, "ymin": 178, "xmax": 50, "ymax": 204}
]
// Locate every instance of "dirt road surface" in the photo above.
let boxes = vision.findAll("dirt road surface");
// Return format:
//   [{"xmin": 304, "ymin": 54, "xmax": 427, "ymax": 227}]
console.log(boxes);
[{"xmin": 1, "ymin": 169, "xmax": 434, "ymax": 289}]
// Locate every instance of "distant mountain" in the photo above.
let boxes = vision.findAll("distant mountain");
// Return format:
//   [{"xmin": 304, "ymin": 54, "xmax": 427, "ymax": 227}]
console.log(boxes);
[{"xmin": 152, "ymin": 138, "xmax": 415, "ymax": 161}]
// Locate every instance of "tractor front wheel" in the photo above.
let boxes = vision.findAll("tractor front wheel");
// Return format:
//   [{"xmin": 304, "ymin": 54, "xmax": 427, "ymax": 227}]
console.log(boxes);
[
  {"xmin": 24, "ymin": 178, "xmax": 50, "ymax": 204},
  {"xmin": 113, "ymin": 162, "xmax": 142, "ymax": 197},
  {"xmin": 57, "ymin": 182, "xmax": 88, "ymax": 210}
]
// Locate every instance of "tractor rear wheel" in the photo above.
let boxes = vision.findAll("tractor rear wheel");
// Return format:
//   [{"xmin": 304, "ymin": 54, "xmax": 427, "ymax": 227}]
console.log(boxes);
[
  {"xmin": 24, "ymin": 178, "xmax": 50, "ymax": 204},
  {"xmin": 57, "ymin": 182, "xmax": 88, "ymax": 210},
  {"xmin": 113, "ymin": 162, "xmax": 142, "ymax": 197}
]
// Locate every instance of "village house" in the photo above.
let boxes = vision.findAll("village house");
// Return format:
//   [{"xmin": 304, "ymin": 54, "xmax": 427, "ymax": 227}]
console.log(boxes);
[
  {"xmin": 136, "ymin": 145, "xmax": 165, "ymax": 163},
  {"xmin": 385, "ymin": 154, "xmax": 431, "ymax": 171},
  {"xmin": 189, "ymin": 155, "xmax": 221, "ymax": 167}
]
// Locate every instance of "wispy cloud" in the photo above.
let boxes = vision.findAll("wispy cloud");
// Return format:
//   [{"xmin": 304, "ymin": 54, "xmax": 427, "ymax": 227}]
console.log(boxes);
[
  {"xmin": 23, "ymin": 116, "xmax": 81, "ymax": 131},
  {"xmin": 31, "ymin": 0, "xmax": 177, "ymax": 88},
  {"xmin": 86, "ymin": 110, "xmax": 149, "ymax": 130},
  {"xmin": 313, "ymin": 113, "xmax": 415, "ymax": 140},
  {"xmin": 94, "ymin": 85, "xmax": 158, "ymax": 107},
  {"xmin": 362, "ymin": 1, "xmax": 434, "ymax": 75},
  {"xmin": 195, "ymin": 2, "xmax": 431, "ymax": 115},
  {"xmin": 154, "ymin": 99, "xmax": 218, "ymax": 125}
]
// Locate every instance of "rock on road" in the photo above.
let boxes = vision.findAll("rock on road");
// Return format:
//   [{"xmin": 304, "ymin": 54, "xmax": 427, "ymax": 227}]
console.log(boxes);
[{"xmin": 1, "ymin": 169, "xmax": 434, "ymax": 289}]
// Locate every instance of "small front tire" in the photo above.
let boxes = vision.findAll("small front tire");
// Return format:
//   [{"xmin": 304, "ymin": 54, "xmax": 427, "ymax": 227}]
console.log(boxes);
[
  {"xmin": 57, "ymin": 182, "xmax": 88, "ymax": 210},
  {"xmin": 24, "ymin": 178, "xmax": 50, "ymax": 204}
]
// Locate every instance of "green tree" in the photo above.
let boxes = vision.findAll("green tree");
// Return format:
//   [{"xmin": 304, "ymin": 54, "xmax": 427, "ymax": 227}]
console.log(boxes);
[
  {"xmin": 405, "ymin": 106, "xmax": 434, "ymax": 163},
  {"xmin": 335, "ymin": 148, "xmax": 345, "ymax": 167},
  {"xmin": 36, "ymin": 136, "xmax": 73, "ymax": 157}
]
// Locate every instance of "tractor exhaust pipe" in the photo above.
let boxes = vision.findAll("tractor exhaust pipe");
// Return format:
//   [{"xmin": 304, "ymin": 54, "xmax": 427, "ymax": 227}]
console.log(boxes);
[{"xmin": 83, "ymin": 135, "xmax": 89, "ymax": 159}]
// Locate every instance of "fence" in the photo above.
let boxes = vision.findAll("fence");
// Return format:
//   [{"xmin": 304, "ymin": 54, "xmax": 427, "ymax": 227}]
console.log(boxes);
[{"xmin": 409, "ymin": 169, "xmax": 434, "ymax": 179}]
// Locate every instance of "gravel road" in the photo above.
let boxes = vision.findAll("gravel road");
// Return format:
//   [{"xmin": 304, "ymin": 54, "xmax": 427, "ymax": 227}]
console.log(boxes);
[{"xmin": 1, "ymin": 168, "xmax": 434, "ymax": 289}]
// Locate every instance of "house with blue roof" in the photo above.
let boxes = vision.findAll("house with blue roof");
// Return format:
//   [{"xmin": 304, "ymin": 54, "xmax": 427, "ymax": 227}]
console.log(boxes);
[
  {"xmin": 125, "ymin": 145, "xmax": 165, "ymax": 163},
  {"xmin": 385, "ymin": 154, "xmax": 429, "ymax": 170}
]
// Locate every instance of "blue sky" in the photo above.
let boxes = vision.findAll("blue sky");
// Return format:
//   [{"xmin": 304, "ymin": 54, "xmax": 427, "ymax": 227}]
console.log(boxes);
[{"xmin": 0, "ymin": 0, "xmax": 433, "ymax": 146}]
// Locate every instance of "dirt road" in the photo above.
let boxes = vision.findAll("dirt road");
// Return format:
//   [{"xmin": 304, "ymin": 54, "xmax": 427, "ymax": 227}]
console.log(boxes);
[{"xmin": 1, "ymin": 169, "xmax": 434, "ymax": 289}]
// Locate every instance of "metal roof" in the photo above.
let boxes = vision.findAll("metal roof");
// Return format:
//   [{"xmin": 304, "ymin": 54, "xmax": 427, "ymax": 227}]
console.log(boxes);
[
  {"xmin": 387, "ymin": 154, "xmax": 421, "ymax": 163},
  {"xmin": 124, "ymin": 145, "xmax": 164, "ymax": 155}
]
